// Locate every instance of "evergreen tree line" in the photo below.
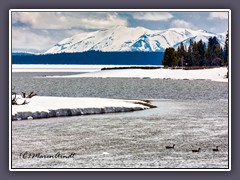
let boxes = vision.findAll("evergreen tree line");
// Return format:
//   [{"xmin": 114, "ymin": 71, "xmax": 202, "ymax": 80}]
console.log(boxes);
[{"xmin": 162, "ymin": 31, "xmax": 229, "ymax": 67}]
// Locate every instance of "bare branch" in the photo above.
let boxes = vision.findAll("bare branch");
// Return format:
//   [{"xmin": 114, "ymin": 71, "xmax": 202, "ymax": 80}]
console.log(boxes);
[
  {"xmin": 22, "ymin": 92, "xmax": 26, "ymax": 98},
  {"xmin": 12, "ymin": 93, "xmax": 18, "ymax": 105},
  {"xmin": 26, "ymin": 91, "xmax": 37, "ymax": 98},
  {"xmin": 12, "ymin": 89, "xmax": 36, "ymax": 105}
]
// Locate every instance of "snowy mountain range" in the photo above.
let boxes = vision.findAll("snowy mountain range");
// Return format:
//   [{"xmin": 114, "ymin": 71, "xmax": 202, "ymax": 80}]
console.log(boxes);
[{"xmin": 44, "ymin": 26, "xmax": 226, "ymax": 54}]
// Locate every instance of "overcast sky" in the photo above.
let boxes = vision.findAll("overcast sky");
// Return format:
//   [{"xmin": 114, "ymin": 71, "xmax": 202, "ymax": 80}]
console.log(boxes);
[{"xmin": 12, "ymin": 11, "xmax": 229, "ymax": 51}]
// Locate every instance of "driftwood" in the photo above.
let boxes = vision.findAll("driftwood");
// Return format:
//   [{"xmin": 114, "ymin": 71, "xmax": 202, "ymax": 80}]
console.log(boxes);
[
  {"xmin": 12, "ymin": 92, "xmax": 29, "ymax": 105},
  {"xmin": 12, "ymin": 88, "xmax": 37, "ymax": 105},
  {"xmin": 12, "ymin": 86, "xmax": 17, "ymax": 105},
  {"xmin": 12, "ymin": 92, "xmax": 17, "ymax": 105},
  {"xmin": 22, "ymin": 91, "xmax": 37, "ymax": 98}
]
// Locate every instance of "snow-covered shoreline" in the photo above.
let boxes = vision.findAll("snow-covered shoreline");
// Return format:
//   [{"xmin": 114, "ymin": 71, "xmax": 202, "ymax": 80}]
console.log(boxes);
[
  {"xmin": 12, "ymin": 64, "xmax": 161, "ymax": 72},
  {"xmin": 54, "ymin": 67, "xmax": 228, "ymax": 82},
  {"xmin": 12, "ymin": 65, "xmax": 228, "ymax": 82},
  {"xmin": 12, "ymin": 96, "xmax": 153, "ymax": 121},
  {"xmin": 12, "ymin": 64, "xmax": 107, "ymax": 72}
]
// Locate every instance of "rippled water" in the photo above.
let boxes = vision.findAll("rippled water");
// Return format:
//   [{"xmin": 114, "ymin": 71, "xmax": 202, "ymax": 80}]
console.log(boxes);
[
  {"xmin": 11, "ymin": 72, "xmax": 229, "ymax": 169},
  {"xmin": 12, "ymin": 72, "xmax": 228, "ymax": 101}
]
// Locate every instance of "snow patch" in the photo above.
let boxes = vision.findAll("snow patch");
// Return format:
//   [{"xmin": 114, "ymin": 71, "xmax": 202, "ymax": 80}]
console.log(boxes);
[
  {"xmin": 12, "ymin": 96, "xmax": 151, "ymax": 120},
  {"xmin": 12, "ymin": 64, "xmax": 158, "ymax": 72},
  {"xmin": 52, "ymin": 67, "xmax": 228, "ymax": 82}
]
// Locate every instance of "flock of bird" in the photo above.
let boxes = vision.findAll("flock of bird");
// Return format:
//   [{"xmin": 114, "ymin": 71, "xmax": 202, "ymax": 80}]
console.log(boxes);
[{"xmin": 165, "ymin": 144, "xmax": 219, "ymax": 152}]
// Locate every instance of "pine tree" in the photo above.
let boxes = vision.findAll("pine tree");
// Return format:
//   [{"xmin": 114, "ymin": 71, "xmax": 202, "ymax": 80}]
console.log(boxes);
[
  {"xmin": 206, "ymin": 37, "xmax": 213, "ymax": 65},
  {"xmin": 197, "ymin": 40, "xmax": 205, "ymax": 66},
  {"xmin": 162, "ymin": 47, "xmax": 178, "ymax": 67},
  {"xmin": 192, "ymin": 41, "xmax": 200, "ymax": 66},
  {"xmin": 175, "ymin": 36, "xmax": 223, "ymax": 67},
  {"xmin": 205, "ymin": 36, "xmax": 218, "ymax": 66},
  {"xmin": 176, "ymin": 42, "xmax": 186, "ymax": 66},
  {"xmin": 186, "ymin": 39, "xmax": 193, "ymax": 66},
  {"xmin": 205, "ymin": 36, "xmax": 223, "ymax": 66},
  {"xmin": 176, "ymin": 46, "xmax": 181, "ymax": 66},
  {"xmin": 180, "ymin": 42, "xmax": 186, "ymax": 66},
  {"xmin": 224, "ymin": 31, "xmax": 229, "ymax": 65},
  {"xmin": 212, "ymin": 37, "xmax": 224, "ymax": 66}
]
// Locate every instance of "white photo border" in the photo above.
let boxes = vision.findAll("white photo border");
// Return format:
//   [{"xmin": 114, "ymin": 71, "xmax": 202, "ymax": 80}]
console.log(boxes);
[{"xmin": 9, "ymin": 9, "xmax": 231, "ymax": 171}]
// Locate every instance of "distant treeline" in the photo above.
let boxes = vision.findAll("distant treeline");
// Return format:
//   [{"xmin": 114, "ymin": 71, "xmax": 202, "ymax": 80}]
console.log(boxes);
[
  {"xmin": 12, "ymin": 51, "xmax": 164, "ymax": 65},
  {"xmin": 101, "ymin": 66, "xmax": 162, "ymax": 70},
  {"xmin": 163, "ymin": 31, "xmax": 229, "ymax": 67}
]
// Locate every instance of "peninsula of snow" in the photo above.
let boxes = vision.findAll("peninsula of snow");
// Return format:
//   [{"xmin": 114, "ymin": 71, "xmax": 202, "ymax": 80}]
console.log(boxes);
[{"xmin": 12, "ymin": 96, "xmax": 152, "ymax": 121}]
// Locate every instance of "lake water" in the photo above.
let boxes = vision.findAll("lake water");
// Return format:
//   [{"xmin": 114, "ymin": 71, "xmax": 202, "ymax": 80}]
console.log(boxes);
[{"xmin": 11, "ymin": 72, "xmax": 229, "ymax": 169}]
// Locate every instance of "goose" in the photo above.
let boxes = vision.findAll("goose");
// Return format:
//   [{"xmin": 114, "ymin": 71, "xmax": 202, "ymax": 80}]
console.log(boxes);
[
  {"xmin": 165, "ymin": 144, "xmax": 175, "ymax": 149},
  {"xmin": 213, "ymin": 146, "xmax": 219, "ymax": 152},
  {"xmin": 192, "ymin": 148, "xmax": 201, "ymax": 152}
]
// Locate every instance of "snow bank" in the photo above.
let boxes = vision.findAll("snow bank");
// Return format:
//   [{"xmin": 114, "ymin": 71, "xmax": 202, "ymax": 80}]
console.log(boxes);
[
  {"xmin": 12, "ymin": 65, "xmax": 228, "ymax": 82},
  {"xmin": 12, "ymin": 96, "xmax": 152, "ymax": 120},
  {"xmin": 12, "ymin": 64, "xmax": 160, "ymax": 72},
  {"xmin": 54, "ymin": 67, "xmax": 228, "ymax": 82},
  {"xmin": 12, "ymin": 64, "xmax": 106, "ymax": 72}
]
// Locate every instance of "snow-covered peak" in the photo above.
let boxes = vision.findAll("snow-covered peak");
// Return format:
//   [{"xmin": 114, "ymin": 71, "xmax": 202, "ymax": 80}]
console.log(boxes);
[{"xmin": 45, "ymin": 27, "xmax": 226, "ymax": 54}]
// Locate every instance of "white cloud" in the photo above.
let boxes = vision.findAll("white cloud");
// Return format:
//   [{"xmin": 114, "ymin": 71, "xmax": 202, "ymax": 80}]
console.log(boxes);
[
  {"xmin": 209, "ymin": 12, "xmax": 228, "ymax": 20},
  {"xmin": 12, "ymin": 12, "xmax": 128, "ymax": 50},
  {"xmin": 12, "ymin": 12, "xmax": 128, "ymax": 30},
  {"xmin": 132, "ymin": 12, "xmax": 173, "ymax": 21},
  {"xmin": 78, "ymin": 13, "xmax": 128, "ymax": 29},
  {"xmin": 64, "ymin": 29, "xmax": 85, "ymax": 36},
  {"xmin": 12, "ymin": 27, "xmax": 56, "ymax": 50},
  {"xmin": 170, "ymin": 19, "xmax": 193, "ymax": 29}
]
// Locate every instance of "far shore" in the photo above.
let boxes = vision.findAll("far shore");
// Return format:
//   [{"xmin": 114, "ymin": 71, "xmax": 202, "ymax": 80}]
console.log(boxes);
[
  {"xmin": 12, "ymin": 64, "xmax": 228, "ymax": 82},
  {"xmin": 101, "ymin": 66, "xmax": 227, "ymax": 71}
]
